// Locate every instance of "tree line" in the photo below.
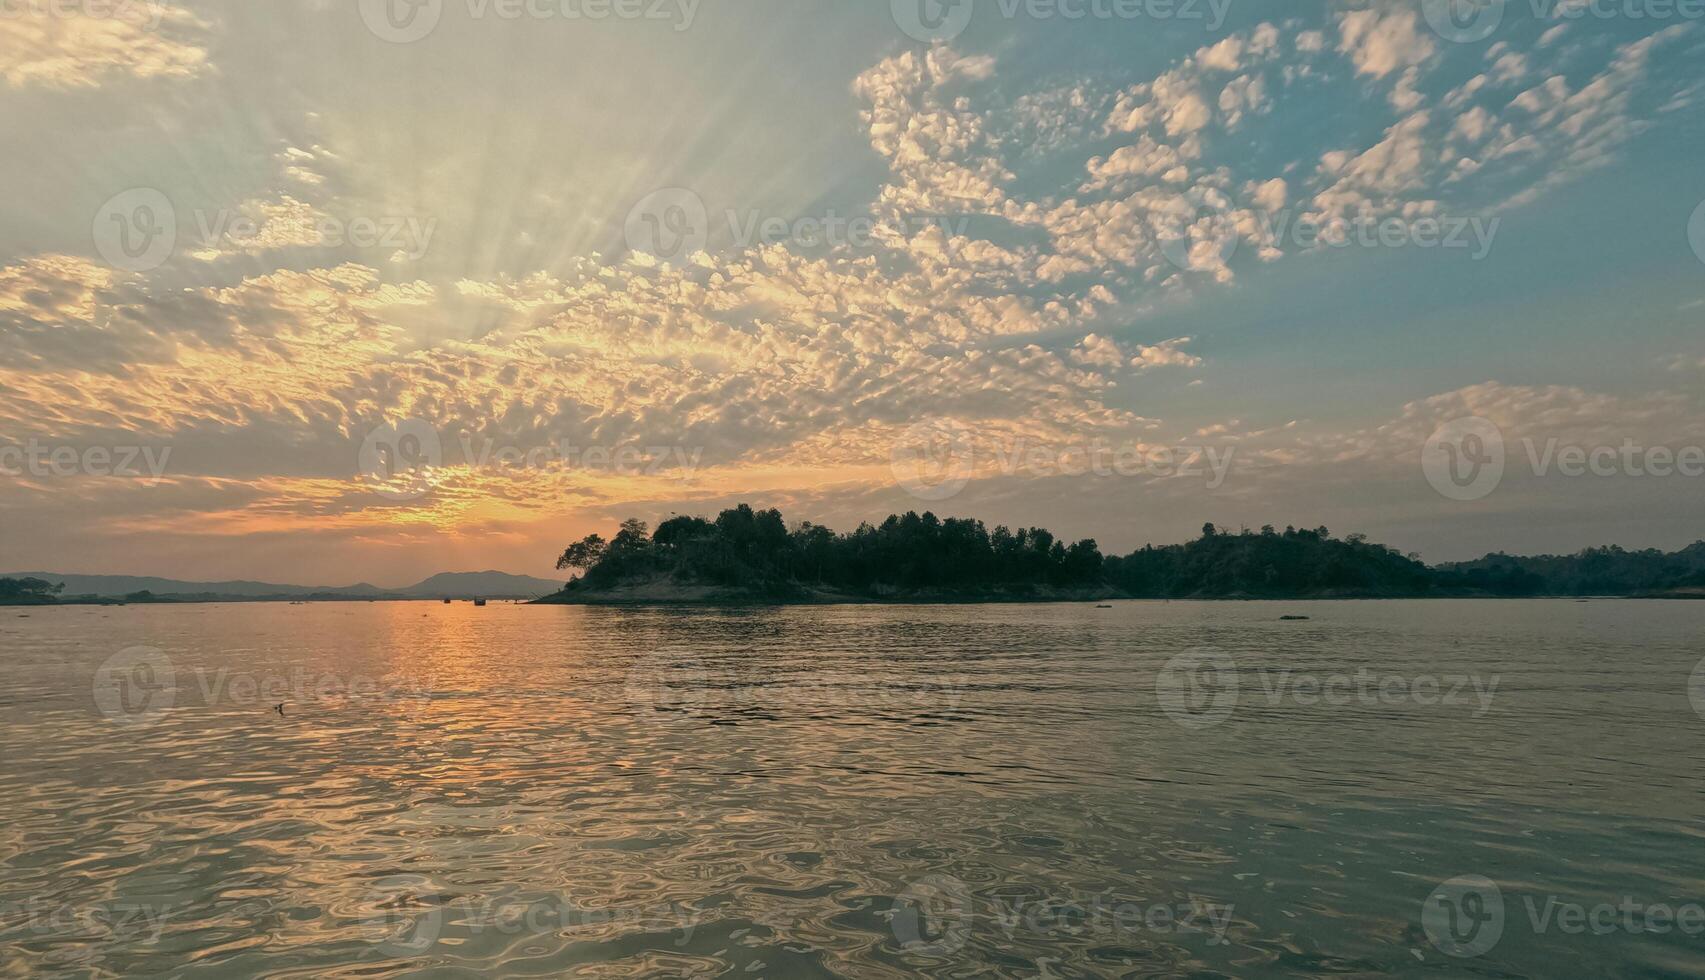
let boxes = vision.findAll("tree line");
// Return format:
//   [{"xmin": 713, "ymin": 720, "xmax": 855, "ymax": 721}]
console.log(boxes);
[
  {"xmin": 0, "ymin": 577, "xmax": 63, "ymax": 604},
  {"xmin": 556, "ymin": 505, "xmax": 1107, "ymax": 596},
  {"xmin": 559, "ymin": 504, "xmax": 1705, "ymax": 599},
  {"xmin": 553, "ymin": 505, "xmax": 1705, "ymax": 598}
]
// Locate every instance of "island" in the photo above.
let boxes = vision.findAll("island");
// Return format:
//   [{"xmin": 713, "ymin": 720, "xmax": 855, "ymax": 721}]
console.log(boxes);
[{"xmin": 535, "ymin": 504, "xmax": 1705, "ymax": 604}]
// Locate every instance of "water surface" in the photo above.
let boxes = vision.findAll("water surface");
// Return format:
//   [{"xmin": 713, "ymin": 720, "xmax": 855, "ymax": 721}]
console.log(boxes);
[{"xmin": 2, "ymin": 600, "xmax": 1702, "ymax": 977}]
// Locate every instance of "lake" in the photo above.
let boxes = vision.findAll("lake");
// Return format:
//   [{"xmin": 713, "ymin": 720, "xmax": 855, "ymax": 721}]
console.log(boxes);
[{"xmin": 2, "ymin": 600, "xmax": 1702, "ymax": 977}]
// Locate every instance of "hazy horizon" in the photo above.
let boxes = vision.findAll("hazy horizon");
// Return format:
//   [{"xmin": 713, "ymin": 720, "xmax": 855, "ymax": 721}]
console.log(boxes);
[
  {"xmin": 10, "ymin": 504, "xmax": 1705, "ymax": 589},
  {"xmin": 0, "ymin": 565, "xmax": 564, "ymax": 592}
]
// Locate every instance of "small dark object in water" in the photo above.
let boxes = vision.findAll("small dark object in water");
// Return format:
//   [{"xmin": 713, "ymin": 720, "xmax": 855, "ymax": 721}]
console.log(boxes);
[
  {"xmin": 1280, "ymin": 615, "xmax": 1310, "ymax": 621},
  {"xmin": 1096, "ymin": 604, "xmax": 1113, "ymax": 609},
  {"xmin": 474, "ymin": 598, "xmax": 487, "ymax": 607},
  {"xmin": 443, "ymin": 598, "xmax": 452, "ymax": 604},
  {"xmin": 275, "ymin": 703, "xmax": 285, "ymax": 716}
]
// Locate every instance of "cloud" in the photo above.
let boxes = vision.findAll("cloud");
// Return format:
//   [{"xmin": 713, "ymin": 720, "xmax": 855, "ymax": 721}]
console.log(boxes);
[
  {"xmin": 1071, "ymin": 333, "xmax": 1127, "ymax": 369},
  {"xmin": 1337, "ymin": 7, "xmax": 1435, "ymax": 80},
  {"xmin": 1218, "ymin": 74, "xmax": 1270, "ymax": 128},
  {"xmin": 1130, "ymin": 336, "xmax": 1202, "ymax": 372},
  {"xmin": 187, "ymin": 196, "xmax": 335, "ymax": 260},
  {"xmin": 0, "ymin": 5, "xmax": 209, "ymax": 89},
  {"xmin": 1250, "ymin": 177, "xmax": 1288, "ymax": 212}
]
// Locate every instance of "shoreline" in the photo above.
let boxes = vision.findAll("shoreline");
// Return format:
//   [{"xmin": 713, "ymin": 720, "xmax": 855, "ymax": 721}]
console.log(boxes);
[
  {"xmin": 6, "ymin": 591, "xmax": 1700, "ymax": 608},
  {"xmin": 0, "ymin": 596, "xmax": 546, "ymax": 607},
  {"xmin": 531, "ymin": 590, "xmax": 1696, "ymax": 607}
]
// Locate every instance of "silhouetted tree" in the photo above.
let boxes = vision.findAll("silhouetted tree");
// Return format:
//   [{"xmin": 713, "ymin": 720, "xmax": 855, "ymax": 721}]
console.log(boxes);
[{"xmin": 555, "ymin": 535, "xmax": 608, "ymax": 575}]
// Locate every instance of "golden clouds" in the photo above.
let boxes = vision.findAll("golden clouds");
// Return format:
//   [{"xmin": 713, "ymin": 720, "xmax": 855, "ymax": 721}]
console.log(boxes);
[{"xmin": 0, "ymin": 3, "xmax": 208, "ymax": 89}]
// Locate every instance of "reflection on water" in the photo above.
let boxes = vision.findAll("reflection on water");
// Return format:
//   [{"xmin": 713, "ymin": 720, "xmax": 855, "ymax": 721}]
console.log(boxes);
[{"xmin": 1, "ymin": 600, "xmax": 1703, "ymax": 977}]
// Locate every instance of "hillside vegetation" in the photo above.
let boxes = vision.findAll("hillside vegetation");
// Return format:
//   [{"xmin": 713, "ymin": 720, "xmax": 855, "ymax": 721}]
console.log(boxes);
[{"xmin": 546, "ymin": 505, "xmax": 1703, "ymax": 602}]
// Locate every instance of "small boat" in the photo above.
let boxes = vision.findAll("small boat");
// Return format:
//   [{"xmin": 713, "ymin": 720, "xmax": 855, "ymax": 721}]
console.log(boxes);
[
  {"xmin": 442, "ymin": 598, "xmax": 452, "ymax": 604},
  {"xmin": 1096, "ymin": 604, "xmax": 1113, "ymax": 609},
  {"xmin": 473, "ymin": 598, "xmax": 487, "ymax": 607},
  {"xmin": 1280, "ymin": 615, "xmax": 1310, "ymax": 621}
]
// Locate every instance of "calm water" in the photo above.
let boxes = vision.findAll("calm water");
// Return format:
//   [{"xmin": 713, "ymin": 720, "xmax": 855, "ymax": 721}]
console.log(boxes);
[{"xmin": 2, "ymin": 600, "xmax": 1703, "ymax": 978}]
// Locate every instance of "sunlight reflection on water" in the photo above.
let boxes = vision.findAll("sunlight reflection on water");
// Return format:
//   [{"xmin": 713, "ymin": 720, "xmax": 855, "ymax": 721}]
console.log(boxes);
[{"xmin": 2, "ymin": 599, "xmax": 1703, "ymax": 977}]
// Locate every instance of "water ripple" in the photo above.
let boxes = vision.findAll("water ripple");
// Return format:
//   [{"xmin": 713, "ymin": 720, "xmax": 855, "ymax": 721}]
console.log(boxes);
[{"xmin": 1, "ymin": 600, "xmax": 1703, "ymax": 977}]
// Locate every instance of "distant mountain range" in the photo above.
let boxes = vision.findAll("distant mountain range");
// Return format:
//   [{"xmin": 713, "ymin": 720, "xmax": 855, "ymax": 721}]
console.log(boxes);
[{"xmin": 3, "ymin": 570, "xmax": 563, "ymax": 599}]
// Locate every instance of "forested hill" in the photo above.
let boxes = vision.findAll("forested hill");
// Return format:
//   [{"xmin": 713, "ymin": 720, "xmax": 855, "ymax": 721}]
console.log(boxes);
[
  {"xmin": 1103, "ymin": 525, "xmax": 1435, "ymax": 597},
  {"xmin": 533, "ymin": 506, "xmax": 1579, "ymax": 602},
  {"xmin": 541, "ymin": 505, "xmax": 1705, "ymax": 602},
  {"xmin": 1433, "ymin": 542, "xmax": 1705, "ymax": 596}
]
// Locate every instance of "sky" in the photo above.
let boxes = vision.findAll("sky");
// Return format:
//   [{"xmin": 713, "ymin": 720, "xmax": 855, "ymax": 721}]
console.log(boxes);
[{"xmin": 2, "ymin": 0, "xmax": 1704, "ymax": 586}]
